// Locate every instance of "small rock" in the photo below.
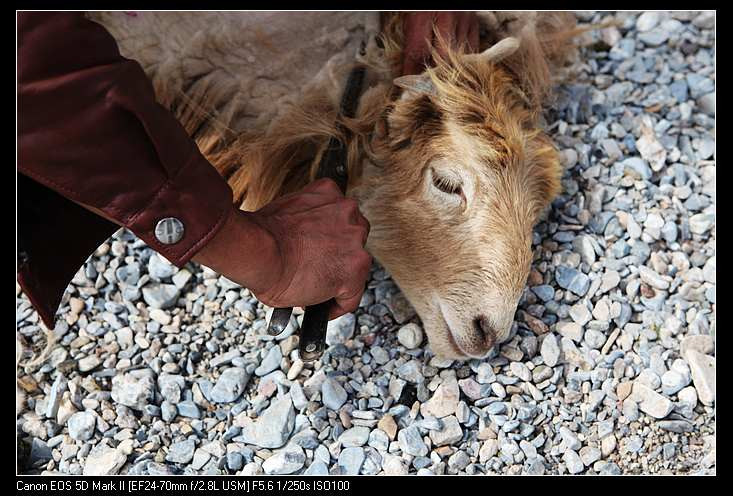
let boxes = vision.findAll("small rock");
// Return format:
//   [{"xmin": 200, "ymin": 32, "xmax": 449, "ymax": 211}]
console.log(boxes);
[
  {"xmin": 148, "ymin": 253, "xmax": 177, "ymax": 280},
  {"xmin": 78, "ymin": 355, "xmax": 101, "ymax": 373},
  {"xmin": 579, "ymin": 446, "xmax": 601, "ymax": 466},
  {"xmin": 540, "ymin": 334, "xmax": 560, "ymax": 367},
  {"xmin": 338, "ymin": 447, "xmax": 365, "ymax": 475},
  {"xmin": 326, "ymin": 313, "xmax": 356, "ymax": 346},
  {"xmin": 556, "ymin": 321, "xmax": 583, "ymax": 343},
  {"xmin": 339, "ymin": 426, "xmax": 371, "ymax": 447},
  {"xmin": 689, "ymin": 213, "xmax": 715, "ymax": 235},
  {"xmin": 236, "ymin": 395, "xmax": 295, "ymax": 448},
  {"xmin": 560, "ymin": 427, "xmax": 581, "ymax": 451},
  {"xmin": 631, "ymin": 382, "xmax": 674, "ymax": 419},
  {"xmin": 262, "ymin": 445, "xmax": 305, "ymax": 475},
  {"xmin": 142, "ymin": 283, "xmax": 180, "ymax": 309},
  {"xmin": 555, "ymin": 266, "xmax": 590, "ymax": 296},
  {"xmin": 209, "ymin": 368, "xmax": 250, "ymax": 404},
  {"xmin": 398, "ymin": 425, "xmax": 428, "ymax": 456},
  {"xmin": 322, "ymin": 378, "xmax": 348, "ymax": 411},
  {"xmin": 68, "ymin": 411, "xmax": 96, "ymax": 441},
  {"xmin": 657, "ymin": 420, "xmax": 694, "ymax": 433},
  {"xmin": 429, "ymin": 415, "xmax": 463, "ymax": 447},
  {"xmin": 378, "ymin": 415, "xmax": 398, "ymax": 440},
  {"xmin": 397, "ymin": 323, "xmax": 424, "ymax": 349},
  {"xmin": 385, "ymin": 291, "xmax": 416, "ymax": 323},
  {"xmin": 83, "ymin": 445, "xmax": 127, "ymax": 475},
  {"xmin": 111, "ymin": 371, "xmax": 155, "ymax": 410},
  {"xmin": 563, "ymin": 450, "xmax": 584, "ymax": 474},
  {"xmin": 636, "ymin": 11, "xmax": 660, "ymax": 31},
  {"xmin": 166, "ymin": 439, "xmax": 196, "ymax": 464},
  {"xmin": 421, "ymin": 377, "xmax": 459, "ymax": 419},
  {"xmin": 684, "ymin": 349, "xmax": 715, "ymax": 406},
  {"xmin": 255, "ymin": 346, "xmax": 282, "ymax": 376}
]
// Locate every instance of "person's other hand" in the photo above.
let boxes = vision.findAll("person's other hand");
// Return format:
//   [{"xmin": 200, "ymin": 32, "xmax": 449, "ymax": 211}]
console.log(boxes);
[
  {"xmin": 194, "ymin": 178, "xmax": 372, "ymax": 320},
  {"xmin": 402, "ymin": 12, "xmax": 480, "ymax": 75}
]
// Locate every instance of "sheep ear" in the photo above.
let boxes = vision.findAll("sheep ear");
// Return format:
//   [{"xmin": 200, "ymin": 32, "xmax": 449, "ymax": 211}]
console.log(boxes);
[{"xmin": 393, "ymin": 74, "xmax": 437, "ymax": 96}]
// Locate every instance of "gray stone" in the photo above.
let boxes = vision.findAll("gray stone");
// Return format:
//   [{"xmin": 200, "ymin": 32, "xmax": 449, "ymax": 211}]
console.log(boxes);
[
  {"xmin": 148, "ymin": 253, "xmax": 177, "ymax": 280},
  {"xmin": 304, "ymin": 460, "xmax": 329, "ymax": 475},
  {"xmin": 428, "ymin": 416, "xmax": 463, "ymax": 447},
  {"xmin": 237, "ymin": 395, "xmax": 295, "ymax": 448},
  {"xmin": 157, "ymin": 374, "xmax": 185, "ymax": 403},
  {"xmin": 68, "ymin": 411, "xmax": 96, "ymax": 441},
  {"xmin": 111, "ymin": 371, "xmax": 155, "ymax": 410},
  {"xmin": 321, "ymin": 378, "xmax": 348, "ymax": 411},
  {"xmin": 177, "ymin": 401, "xmax": 201, "ymax": 419},
  {"xmin": 398, "ymin": 425, "xmax": 428, "ymax": 456},
  {"xmin": 209, "ymin": 368, "xmax": 250, "ymax": 404},
  {"xmin": 385, "ymin": 291, "xmax": 416, "ymax": 323},
  {"xmin": 532, "ymin": 285, "xmax": 555, "ymax": 303},
  {"xmin": 338, "ymin": 447, "xmax": 365, "ymax": 475},
  {"xmin": 639, "ymin": 27, "xmax": 669, "ymax": 46},
  {"xmin": 631, "ymin": 382, "xmax": 674, "ymax": 419},
  {"xmin": 161, "ymin": 401, "xmax": 177, "ymax": 422},
  {"xmin": 584, "ymin": 329, "xmax": 606, "ymax": 350},
  {"xmin": 555, "ymin": 266, "xmax": 590, "ymax": 296},
  {"xmin": 569, "ymin": 303, "xmax": 592, "ymax": 326},
  {"xmin": 421, "ymin": 377, "xmax": 459, "ymax": 419},
  {"xmin": 227, "ymin": 452, "xmax": 244, "ymax": 471},
  {"xmin": 661, "ymin": 370, "xmax": 688, "ymax": 396},
  {"xmin": 210, "ymin": 350, "xmax": 241, "ymax": 368},
  {"xmin": 579, "ymin": 446, "xmax": 601, "ymax": 466},
  {"xmin": 556, "ymin": 321, "xmax": 584, "ymax": 343},
  {"xmin": 45, "ymin": 374, "xmax": 67, "ymax": 419},
  {"xmin": 326, "ymin": 313, "xmax": 356, "ymax": 346},
  {"xmin": 622, "ymin": 157, "xmax": 652, "ymax": 180},
  {"xmin": 622, "ymin": 436, "xmax": 643, "ymax": 455},
  {"xmin": 559, "ymin": 427, "xmax": 581, "ymax": 451},
  {"xmin": 166, "ymin": 439, "xmax": 196, "ymax": 464},
  {"xmin": 78, "ymin": 355, "xmax": 101, "ymax": 373},
  {"xmin": 447, "ymin": 450, "xmax": 470, "ymax": 472},
  {"xmin": 83, "ymin": 445, "xmax": 127, "ymax": 476},
  {"xmin": 397, "ymin": 323, "xmax": 424, "ymax": 349},
  {"xmin": 689, "ymin": 213, "xmax": 715, "ymax": 235},
  {"xmin": 563, "ymin": 450, "xmax": 584, "ymax": 474},
  {"xmin": 142, "ymin": 284, "xmax": 180, "ymax": 309},
  {"xmin": 657, "ymin": 420, "xmax": 694, "ymax": 433},
  {"xmin": 636, "ymin": 11, "xmax": 660, "ymax": 31},
  {"xmin": 255, "ymin": 346, "xmax": 282, "ymax": 376},
  {"xmin": 262, "ymin": 445, "xmax": 305, "ymax": 475},
  {"xmin": 396, "ymin": 360, "xmax": 423, "ymax": 383},
  {"xmin": 339, "ymin": 426, "xmax": 371, "ymax": 447},
  {"xmin": 684, "ymin": 349, "xmax": 715, "ymax": 406}
]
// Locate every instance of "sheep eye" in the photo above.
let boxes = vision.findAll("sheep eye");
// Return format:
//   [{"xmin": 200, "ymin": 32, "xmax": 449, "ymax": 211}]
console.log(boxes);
[{"xmin": 431, "ymin": 170, "xmax": 462, "ymax": 196}]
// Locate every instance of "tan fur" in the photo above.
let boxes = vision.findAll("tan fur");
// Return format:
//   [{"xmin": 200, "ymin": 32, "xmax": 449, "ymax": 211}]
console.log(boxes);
[{"xmin": 96, "ymin": 12, "xmax": 579, "ymax": 359}]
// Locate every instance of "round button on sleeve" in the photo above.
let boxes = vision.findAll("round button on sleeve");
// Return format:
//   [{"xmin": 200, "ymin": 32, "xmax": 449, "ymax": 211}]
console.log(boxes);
[{"xmin": 154, "ymin": 217, "xmax": 185, "ymax": 245}]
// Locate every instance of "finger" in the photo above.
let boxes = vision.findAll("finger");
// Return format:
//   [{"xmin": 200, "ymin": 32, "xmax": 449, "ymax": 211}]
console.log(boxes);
[
  {"xmin": 434, "ymin": 12, "xmax": 458, "ymax": 59},
  {"xmin": 456, "ymin": 13, "xmax": 474, "ymax": 53},
  {"xmin": 354, "ymin": 214, "xmax": 370, "ymax": 246},
  {"xmin": 329, "ymin": 289, "xmax": 364, "ymax": 320},
  {"xmin": 402, "ymin": 12, "xmax": 435, "ymax": 75},
  {"xmin": 301, "ymin": 178, "xmax": 344, "ymax": 202},
  {"xmin": 339, "ymin": 197, "xmax": 362, "ymax": 225},
  {"xmin": 467, "ymin": 14, "xmax": 480, "ymax": 53}
]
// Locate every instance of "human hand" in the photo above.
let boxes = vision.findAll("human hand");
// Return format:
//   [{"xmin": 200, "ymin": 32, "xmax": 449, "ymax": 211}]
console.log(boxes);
[
  {"xmin": 194, "ymin": 178, "xmax": 372, "ymax": 320},
  {"xmin": 401, "ymin": 12, "xmax": 480, "ymax": 75}
]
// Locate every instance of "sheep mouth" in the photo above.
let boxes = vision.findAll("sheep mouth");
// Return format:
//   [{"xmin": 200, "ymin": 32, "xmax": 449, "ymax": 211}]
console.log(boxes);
[{"xmin": 436, "ymin": 299, "xmax": 493, "ymax": 360}]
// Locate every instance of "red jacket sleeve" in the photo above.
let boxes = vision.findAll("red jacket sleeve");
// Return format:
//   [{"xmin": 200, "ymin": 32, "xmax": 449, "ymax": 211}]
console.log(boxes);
[{"xmin": 18, "ymin": 12, "xmax": 234, "ymax": 327}]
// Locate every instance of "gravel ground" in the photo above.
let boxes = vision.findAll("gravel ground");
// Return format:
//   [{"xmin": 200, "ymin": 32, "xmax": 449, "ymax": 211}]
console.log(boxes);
[{"xmin": 16, "ymin": 11, "xmax": 715, "ymax": 475}]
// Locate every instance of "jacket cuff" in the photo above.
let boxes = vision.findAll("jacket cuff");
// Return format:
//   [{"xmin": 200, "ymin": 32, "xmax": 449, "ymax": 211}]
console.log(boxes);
[{"xmin": 126, "ymin": 154, "xmax": 234, "ymax": 268}]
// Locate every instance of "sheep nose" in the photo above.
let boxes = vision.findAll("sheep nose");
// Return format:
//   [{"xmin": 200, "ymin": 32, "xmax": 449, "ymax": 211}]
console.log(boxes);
[{"xmin": 472, "ymin": 315, "xmax": 496, "ymax": 347}]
